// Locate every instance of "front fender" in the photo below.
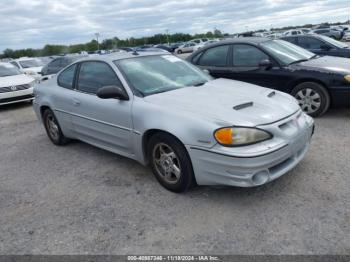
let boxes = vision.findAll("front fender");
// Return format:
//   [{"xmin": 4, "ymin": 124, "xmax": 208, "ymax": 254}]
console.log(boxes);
[{"xmin": 131, "ymin": 98, "xmax": 224, "ymax": 164}]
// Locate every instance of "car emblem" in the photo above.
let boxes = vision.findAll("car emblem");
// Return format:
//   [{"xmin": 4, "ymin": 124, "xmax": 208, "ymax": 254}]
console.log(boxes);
[{"xmin": 10, "ymin": 86, "xmax": 17, "ymax": 91}]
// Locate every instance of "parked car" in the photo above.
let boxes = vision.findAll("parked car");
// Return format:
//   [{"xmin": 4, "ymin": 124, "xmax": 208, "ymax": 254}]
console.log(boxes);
[
  {"xmin": 33, "ymin": 52, "xmax": 314, "ymax": 192},
  {"xmin": 170, "ymin": 42, "xmax": 184, "ymax": 52},
  {"xmin": 282, "ymin": 29, "xmax": 305, "ymax": 36},
  {"xmin": 135, "ymin": 47, "xmax": 169, "ymax": 53},
  {"xmin": 189, "ymin": 38, "xmax": 209, "ymax": 44},
  {"xmin": 41, "ymin": 55, "xmax": 86, "ymax": 80},
  {"xmin": 41, "ymin": 55, "xmax": 84, "ymax": 80},
  {"xmin": 119, "ymin": 47, "xmax": 134, "ymax": 52},
  {"xmin": 154, "ymin": 44, "xmax": 173, "ymax": 53},
  {"xmin": 193, "ymin": 40, "xmax": 220, "ymax": 52},
  {"xmin": 0, "ymin": 62, "xmax": 35, "ymax": 105},
  {"xmin": 10, "ymin": 57, "xmax": 44, "ymax": 80},
  {"xmin": 187, "ymin": 38, "xmax": 350, "ymax": 117},
  {"xmin": 343, "ymin": 32, "xmax": 350, "ymax": 41},
  {"xmin": 266, "ymin": 33, "xmax": 283, "ymax": 39},
  {"xmin": 281, "ymin": 34, "xmax": 350, "ymax": 58},
  {"xmin": 312, "ymin": 28, "xmax": 343, "ymax": 40},
  {"xmin": 175, "ymin": 42, "xmax": 197, "ymax": 54}
]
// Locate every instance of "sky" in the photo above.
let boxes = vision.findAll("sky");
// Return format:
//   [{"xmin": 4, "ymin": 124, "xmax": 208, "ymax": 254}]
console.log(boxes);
[{"xmin": 1, "ymin": 0, "xmax": 350, "ymax": 52}]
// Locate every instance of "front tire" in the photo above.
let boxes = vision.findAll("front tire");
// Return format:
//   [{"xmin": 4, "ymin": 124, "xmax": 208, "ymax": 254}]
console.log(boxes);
[
  {"xmin": 43, "ymin": 108, "xmax": 69, "ymax": 145},
  {"xmin": 291, "ymin": 82, "xmax": 330, "ymax": 117},
  {"xmin": 147, "ymin": 133, "xmax": 196, "ymax": 193},
  {"xmin": 177, "ymin": 50, "xmax": 182, "ymax": 54}
]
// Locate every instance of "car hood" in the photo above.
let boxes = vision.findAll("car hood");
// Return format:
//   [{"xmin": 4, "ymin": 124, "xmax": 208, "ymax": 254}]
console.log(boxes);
[
  {"xmin": 0, "ymin": 74, "xmax": 34, "ymax": 88},
  {"xmin": 144, "ymin": 78, "xmax": 300, "ymax": 126},
  {"xmin": 23, "ymin": 66, "xmax": 43, "ymax": 73},
  {"xmin": 291, "ymin": 56, "xmax": 350, "ymax": 74}
]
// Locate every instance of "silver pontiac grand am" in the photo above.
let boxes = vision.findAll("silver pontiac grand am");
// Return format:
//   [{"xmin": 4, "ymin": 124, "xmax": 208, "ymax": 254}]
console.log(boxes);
[{"xmin": 33, "ymin": 51, "xmax": 314, "ymax": 193}]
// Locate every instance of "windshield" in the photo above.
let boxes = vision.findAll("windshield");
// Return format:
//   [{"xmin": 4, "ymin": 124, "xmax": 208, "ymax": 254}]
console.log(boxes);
[
  {"xmin": 318, "ymin": 35, "xmax": 348, "ymax": 48},
  {"xmin": 261, "ymin": 40, "xmax": 315, "ymax": 65},
  {"xmin": 0, "ymin": 64, "xmax": 22, "ymax": 77},
  {"xmin": 115, "ymin": 55, "xmax": 212, "ymax": 96},
  {"xmin": 19, "ymin": 59, "xmax": 43, "ymax": 68}
]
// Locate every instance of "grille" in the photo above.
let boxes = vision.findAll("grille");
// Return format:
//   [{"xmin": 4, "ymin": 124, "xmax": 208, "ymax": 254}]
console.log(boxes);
[
  {"xmin": 0, "ymin": 84, "xmax": 31, "ymax": 93},
  {"xmin": 0, "ymin": 94, "xmax": 34, "ymax": 103}
]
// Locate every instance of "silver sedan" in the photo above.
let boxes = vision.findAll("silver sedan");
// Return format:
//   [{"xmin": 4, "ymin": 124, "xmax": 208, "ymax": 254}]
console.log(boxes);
[{"xmin": 33, "ymin": 52, "xmax": 314, "ymax": 192}]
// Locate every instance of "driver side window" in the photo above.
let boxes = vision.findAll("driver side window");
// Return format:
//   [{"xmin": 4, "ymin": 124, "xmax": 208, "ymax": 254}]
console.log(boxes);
[
  {"xmin": 232, "ymin": 44, "xmax": 268, "ymax": 67},
  {"xmin": 298, "ymin": 37, "xmax": 324, "ymax": 49}
]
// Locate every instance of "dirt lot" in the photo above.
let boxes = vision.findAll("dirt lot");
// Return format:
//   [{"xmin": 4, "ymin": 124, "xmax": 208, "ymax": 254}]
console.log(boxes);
[{"xmin": 0, "ymin": 103, "xmax": 350, "ymax": 255}]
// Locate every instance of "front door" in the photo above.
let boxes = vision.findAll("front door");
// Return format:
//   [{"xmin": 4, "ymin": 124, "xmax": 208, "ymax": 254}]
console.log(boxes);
[
  {"xmin": 196, "ymin": 44, "xmax": 232, "ymax": 79},
  {"xmin": 70, "ymin": 61, "xmax": 133, "ymax": 156},
  {"xmin": 228, "ymin": 44, "xmax": 287, "ymax": 89}
]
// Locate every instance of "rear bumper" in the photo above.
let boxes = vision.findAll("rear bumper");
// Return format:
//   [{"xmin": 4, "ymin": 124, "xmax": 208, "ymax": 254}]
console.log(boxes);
[
  {"xmin": 187, "ymin": 113, "xmax": 314, "ymax": 187},
  {"xmin": 0, "ymin": 87, "xmax": 34, "ymax": 105}
]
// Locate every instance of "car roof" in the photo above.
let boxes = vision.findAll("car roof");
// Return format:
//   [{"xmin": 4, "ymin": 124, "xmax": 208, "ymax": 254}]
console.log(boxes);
[
  {"xmin": 186, "ymin": 37, "xmax": 273, "ymax": 61},
  {"xmin": 281, "ymin": 34, "xmax": 321, "ymax": 39},
  {"xmin": 77, "ymin": 51, "xmax": 168, "ymax": 63},
  {"xmin": 217, "ymin": 37, "xmax": 271, "ymax": 44},
  {"xmin": 15, "ymin": 57, "xmax": 39, "ymax": 61},
  {"xmin": 0, "ymin": 62, "xmax": 14, "ymax": 66}
]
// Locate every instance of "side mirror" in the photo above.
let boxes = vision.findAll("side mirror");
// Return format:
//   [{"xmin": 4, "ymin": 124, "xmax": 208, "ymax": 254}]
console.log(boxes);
[
  {"xmin": 97, "ymin": 85, "xmax": 129, "ymax": 100},
  {"xmin": 259, "ymin": 59, "xmax": 273, "ymax": 69},
  {"xmin": 320, "ymin": 44, "xmax": 331, "ymax": 51}
]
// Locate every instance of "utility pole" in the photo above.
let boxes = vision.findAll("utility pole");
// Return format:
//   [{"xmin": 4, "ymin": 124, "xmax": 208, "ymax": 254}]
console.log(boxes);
[
  {"xmin": 95, "ymin": 33, "xmax": 100, "ymax": 51},
  {"xmin": 165, "ymin": 29, "xmax": 170, "ymax": 45}
]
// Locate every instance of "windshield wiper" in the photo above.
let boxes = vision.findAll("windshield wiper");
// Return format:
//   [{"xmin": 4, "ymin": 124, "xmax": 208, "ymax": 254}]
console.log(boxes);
[{"xmin": 288, "ymin": 59, "xmax": 309, "ymax": 65}]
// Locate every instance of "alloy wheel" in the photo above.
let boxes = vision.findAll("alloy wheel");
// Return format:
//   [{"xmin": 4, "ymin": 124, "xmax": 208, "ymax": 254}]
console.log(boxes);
[
  {"xmin": 46, "ymin": 114, "xmax": 60, "ymax": 141},
  {"xmin": 152, "ymin": 143, "xmax": 181, "ymax": 184}
]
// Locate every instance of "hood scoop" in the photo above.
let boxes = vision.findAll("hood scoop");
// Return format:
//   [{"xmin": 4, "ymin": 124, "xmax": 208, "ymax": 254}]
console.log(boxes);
[
  {"xmin": 267, "ymin": 91, "xmax": 276, "ymax": 98},
  {"xmin": 233, "ymin": 102, "xmax": 253, "ymax": 111}
]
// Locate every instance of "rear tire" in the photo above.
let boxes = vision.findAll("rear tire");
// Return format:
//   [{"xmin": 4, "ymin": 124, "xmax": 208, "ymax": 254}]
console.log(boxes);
[
  {"xmin": 291, "ymin": 82, "xmax": 330, "ymax": 117},
  {"xmin": 42, "ymin": 108, "xmax": 69, "ymax": 145},
  {"xmin": 147, "ymin": 133, "xmax": 196, "ymax": 193}
]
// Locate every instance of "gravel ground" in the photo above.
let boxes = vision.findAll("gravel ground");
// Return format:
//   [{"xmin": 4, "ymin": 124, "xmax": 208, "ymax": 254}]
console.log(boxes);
[{"xmin": 0, "ymin": 102, "xmax": 349, "ymax": 255}]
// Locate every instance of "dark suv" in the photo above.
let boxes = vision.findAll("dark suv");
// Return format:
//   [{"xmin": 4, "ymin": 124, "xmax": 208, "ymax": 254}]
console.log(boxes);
[{"xmin": 41, "ymin": 56, "xmax": 85, "ymax": 78}]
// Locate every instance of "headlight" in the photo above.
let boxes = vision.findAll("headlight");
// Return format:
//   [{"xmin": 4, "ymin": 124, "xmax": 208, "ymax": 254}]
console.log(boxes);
[
  {"xmin": 26, "ymin": 71, "xmax": 36, "ymax": 75},
  {"xmin": 344, "ymin": 75, "xmax": 350, "ymax": 83},
  {"xmin": 214, "ymin": 127, "xmax": 272, "ymax": 146}
]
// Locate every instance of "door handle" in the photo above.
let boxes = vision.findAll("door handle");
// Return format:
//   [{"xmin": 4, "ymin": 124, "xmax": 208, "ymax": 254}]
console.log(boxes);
[{"xmin": 72, "ymin": 99, "xmax": 81, "ymax": 106}]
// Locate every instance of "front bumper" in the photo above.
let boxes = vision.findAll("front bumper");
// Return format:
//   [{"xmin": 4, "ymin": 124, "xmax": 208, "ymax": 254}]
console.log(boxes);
[
  {"xmin": 0, "ymin": 87, "xmax": 34, "ymax": 106},
  {"xmin": 330, "ymin": 85, "xmax": 350, "ymax": 107},
  {"xmin": 187, "ymin": 112, "xmax": 314, "ymax": 187}
]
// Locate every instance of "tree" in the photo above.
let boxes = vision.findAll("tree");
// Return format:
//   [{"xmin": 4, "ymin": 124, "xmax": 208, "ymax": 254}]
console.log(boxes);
[
  {"xmin": 214, "ymin": 29, "xmax": 222, "ymax": 37},
  {"xmin": 3, "ymin": 49, "xmax": 14, "ymax": 58}
]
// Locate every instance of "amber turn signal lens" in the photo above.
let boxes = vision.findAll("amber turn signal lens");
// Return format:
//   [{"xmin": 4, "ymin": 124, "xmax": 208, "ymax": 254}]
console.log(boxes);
[
  {"xmin": 345, "ymin": 75, "xmax": 350, "ymax": 83},
  {"xmin": 214, "ymin": 128, "xmax": 233, "ymax": 145}
]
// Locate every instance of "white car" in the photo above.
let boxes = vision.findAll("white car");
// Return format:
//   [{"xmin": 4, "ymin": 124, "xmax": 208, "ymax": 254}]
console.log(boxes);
[
  {"xmin": 282, "ymin": 29, "xmax": 310, "ymax": 36},
  {"xmin": 193, "ymin": 40, "xmax": 220, "ymax": 52},
  {"xmin": 343, "ymin": 32, "xmax": 350, "ymax": 41},
  {"xmin": 189, "ymin": 38, "xmax": 209, "ymax": 45},
  {"xmin": 0, "ymin": 62, "xmax": 35, "ymax": 105},
  {"xmin": 175, "ymin": 42, "xmax": 197, "ymax": 54},
  {"xmin": 10, "ymin": 58, "xmax": 44, "ymax": 81}
]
